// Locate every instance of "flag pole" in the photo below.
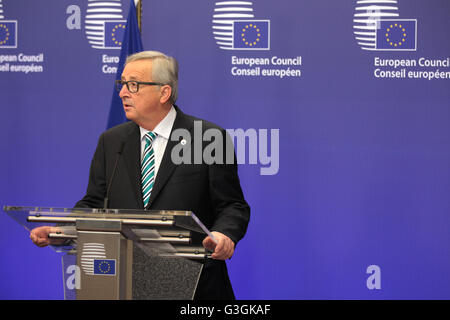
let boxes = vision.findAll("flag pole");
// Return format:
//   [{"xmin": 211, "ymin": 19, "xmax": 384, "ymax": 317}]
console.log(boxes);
[{"xmin": 136, "ymin": 0, "xmax": 142, "ymax": 33}]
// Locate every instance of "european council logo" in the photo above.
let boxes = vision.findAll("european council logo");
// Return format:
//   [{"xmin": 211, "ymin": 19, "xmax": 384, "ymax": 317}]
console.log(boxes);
[
  {"xmin": 353, "ymin": 0, "xmax": 418, "ymax": 51},
  {"xmin": 93, "ymin": 259, "xmax": 116, "ymax": 276},
  {"xmin": 232, "ymin": 20, "xmax": 270, "ymax": 50},
  {"xmin": 0, "ymin": 20, "xmax": 17, "ymax": 48},
  {"xmin": 375, "ymin": 19, "xmax": 417, "ymax": 51},
  {"xmin": 84, "ymin": 0, "xmax": 125, "ymax": 50},
  {"xmin": 212, "ymin": 1, "xmax": 270, "ymax": 51}
]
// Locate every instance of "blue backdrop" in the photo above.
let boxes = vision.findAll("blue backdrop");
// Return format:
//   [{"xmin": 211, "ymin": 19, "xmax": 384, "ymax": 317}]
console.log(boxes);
[{"xmin": 1, "ymin": 0, "xmax": 449, "ymax": 299}]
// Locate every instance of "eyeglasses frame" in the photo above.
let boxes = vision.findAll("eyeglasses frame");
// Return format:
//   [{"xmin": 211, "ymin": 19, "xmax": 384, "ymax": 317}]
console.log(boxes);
[{"xmin": 115, "ymin": 79, "xmax": 165, "ymax": 93}]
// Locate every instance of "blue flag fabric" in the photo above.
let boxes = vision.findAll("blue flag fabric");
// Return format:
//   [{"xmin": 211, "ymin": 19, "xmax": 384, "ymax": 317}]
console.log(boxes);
[
  {"xmin": 375, "ymin": 19, "xmax": 417, "ymax": 51},
  {"xmin": 106, "ymin": 0, "xmax": 143, "ymax": 129}
]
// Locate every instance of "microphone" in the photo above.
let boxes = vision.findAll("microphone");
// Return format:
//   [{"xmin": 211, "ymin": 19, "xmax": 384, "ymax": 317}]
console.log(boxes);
[{"xmin": 103, "ymin": 141, "xmax": 126, "ymax": 209}]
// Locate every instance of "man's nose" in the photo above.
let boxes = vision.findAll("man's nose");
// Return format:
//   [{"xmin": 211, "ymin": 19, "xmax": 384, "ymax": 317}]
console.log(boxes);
[{"xmin": 119, "ymin": 82, "xmax": 130, "ymax": 98}]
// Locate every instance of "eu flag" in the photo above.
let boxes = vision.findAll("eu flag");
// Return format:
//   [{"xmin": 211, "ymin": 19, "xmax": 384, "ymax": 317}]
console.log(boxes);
[
  {"xmin": 0, "ymin": 21, "xmax": 17, "ymax": 48},
  {"xmin": 233, "ymin": 20, "xmax": 270, "ymax": 50},
  {"xmin": 106, "ymin": 0, "xmax": 144, "ymax": 129},
  {"xmin": 93, "ymin": 259, "xmax": 116, "ymax": 275},
  {"xmin": 104, "ymin": 20, "xmax": 127, "ymax": 49},
  {"xmin": 376, "ymin": 19, "xmax": 417, "ymax": 51}
]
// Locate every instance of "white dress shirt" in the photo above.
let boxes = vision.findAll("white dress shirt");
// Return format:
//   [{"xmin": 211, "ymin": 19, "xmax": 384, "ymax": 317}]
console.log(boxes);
[{"xmin": 139, "ymin": 106, "xmax": 177, "ymax": 179}]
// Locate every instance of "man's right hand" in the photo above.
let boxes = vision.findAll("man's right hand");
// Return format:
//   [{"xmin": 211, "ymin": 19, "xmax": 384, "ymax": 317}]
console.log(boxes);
[{"xmin": 30, "ymin": 226, "xmax": 62, "ymax": 247}]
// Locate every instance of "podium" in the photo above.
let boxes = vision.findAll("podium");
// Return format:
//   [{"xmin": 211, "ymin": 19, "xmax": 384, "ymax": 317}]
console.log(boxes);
[{"xmin": 3, "ymin": 206, "xmax": 214, "ymax": 300}]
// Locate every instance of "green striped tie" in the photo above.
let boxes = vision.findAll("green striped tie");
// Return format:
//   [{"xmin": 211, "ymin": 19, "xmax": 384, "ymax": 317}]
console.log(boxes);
[{"xmin": 141, "ymin": 132, "xmax": 157, "ymax": 208}]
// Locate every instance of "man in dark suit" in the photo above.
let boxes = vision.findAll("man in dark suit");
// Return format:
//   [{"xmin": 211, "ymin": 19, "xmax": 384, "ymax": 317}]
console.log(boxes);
[{"xmin": 30, "ymin": 51, "xmax": 250, "ymax": 299}]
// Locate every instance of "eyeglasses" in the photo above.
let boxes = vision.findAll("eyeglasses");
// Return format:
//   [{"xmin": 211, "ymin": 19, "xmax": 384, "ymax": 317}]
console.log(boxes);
[{"xmin": 115, "ymin": 80, "xmax": 164, "ymax": 93}]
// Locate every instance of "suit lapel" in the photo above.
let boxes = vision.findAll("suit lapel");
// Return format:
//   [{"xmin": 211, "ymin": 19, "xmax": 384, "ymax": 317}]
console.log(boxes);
[
  {"xmin": 122, "ymin": 122, "xmax": 145, "ymax": 209},
  {"xmin": 147, "ymin": 107, "xmax": 193, "ymax": 208}
]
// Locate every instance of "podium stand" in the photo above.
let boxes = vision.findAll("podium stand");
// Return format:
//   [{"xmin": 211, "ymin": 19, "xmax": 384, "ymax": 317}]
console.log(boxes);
[{"xmin": 3, "ymin": 206, "xmax": 214, "ymax": 300}]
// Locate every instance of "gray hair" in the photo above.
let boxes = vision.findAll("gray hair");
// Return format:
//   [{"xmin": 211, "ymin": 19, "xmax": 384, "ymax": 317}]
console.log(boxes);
[{"xmin": 125, "ymin": 51, "xmax": 178, "ymax": 104}]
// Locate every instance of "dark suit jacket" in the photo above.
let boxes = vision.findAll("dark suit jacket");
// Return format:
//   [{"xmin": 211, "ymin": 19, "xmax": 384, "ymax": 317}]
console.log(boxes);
[{"xmin": 75, "ymin": 106, "xmax": 250, "ymax": 299}]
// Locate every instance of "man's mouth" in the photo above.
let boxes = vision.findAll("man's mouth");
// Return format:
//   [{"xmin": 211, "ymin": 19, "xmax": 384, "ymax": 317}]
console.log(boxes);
[{"xmin": 123, "ymin": 101, "xmax": 134, "ymax": 109}]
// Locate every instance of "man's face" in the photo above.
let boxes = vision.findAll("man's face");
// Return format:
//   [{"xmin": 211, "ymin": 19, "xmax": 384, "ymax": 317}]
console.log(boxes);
[{"xmin": 119, "ymin": 59, "xmax": 161, "ymax": 126}]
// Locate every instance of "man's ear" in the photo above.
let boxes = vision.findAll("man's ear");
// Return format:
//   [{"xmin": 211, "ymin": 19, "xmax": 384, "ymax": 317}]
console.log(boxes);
[{"xmin": 160, "ymin": 85, "xmax": 172, "ymax": 104}]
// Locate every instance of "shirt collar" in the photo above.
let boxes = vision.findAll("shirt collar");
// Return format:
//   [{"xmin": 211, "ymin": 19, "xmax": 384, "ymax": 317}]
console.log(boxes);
[{"xmin": 139, "ymin": 105, "xmax": 177, "ymax": 141}]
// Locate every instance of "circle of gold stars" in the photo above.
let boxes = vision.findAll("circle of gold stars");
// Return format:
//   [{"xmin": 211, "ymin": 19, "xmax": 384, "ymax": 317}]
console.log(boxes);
[
  {"xmin": 385, "ymin": 23, "xmax": 407, "ymax": 48},
  {"xmin": 241, "ymin": 24, "xmax": 261, "ymax": 47},
  {"xmin": 111, "ymin": 24, "xmax": 126, "ymax": 46},
  {"xmin": 0, "ymin": 24, "xmax": 10, "ymax": 45},
  {"xmin": 98, "ymin": 261, "xmax": 111, "ymax": 274}
]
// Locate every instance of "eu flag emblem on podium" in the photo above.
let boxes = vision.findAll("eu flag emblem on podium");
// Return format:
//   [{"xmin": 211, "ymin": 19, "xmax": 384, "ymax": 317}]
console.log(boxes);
[
  {"xmin": 0, "ymin": 21, "xmax": 17, "ymax": 48},
  {"xmin": 376, "ymin": 19, "xmax": 417, "ymax": 51},
  {"xmin": 104, "ymin": 20, "xmax": 127, "ymax": 49},
  {"xmin": 233, "ymin": 20, "xmax": 270, "ymax": 50},
  {"xmin": 93, "ymin": 259, "xmax": 116, "ymax": 275}
]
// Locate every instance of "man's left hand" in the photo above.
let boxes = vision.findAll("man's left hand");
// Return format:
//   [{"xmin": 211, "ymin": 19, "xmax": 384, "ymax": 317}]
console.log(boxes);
[{"xmin": 202, "ymin": 231, "xmax": 235, "ymax": 260}]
